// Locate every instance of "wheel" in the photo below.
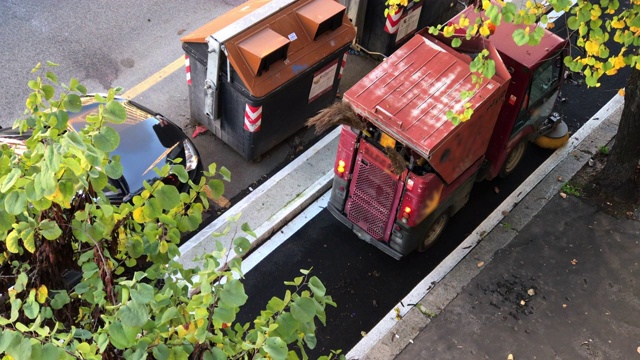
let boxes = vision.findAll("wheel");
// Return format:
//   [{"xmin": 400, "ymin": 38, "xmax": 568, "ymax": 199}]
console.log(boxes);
[
  {"xmin": 499, "ymin": 141, "xmax": 527, "ymax": 178},
  {"xmin": 418, "ymin": 213, "xmax": 449, "ymax": 252}
]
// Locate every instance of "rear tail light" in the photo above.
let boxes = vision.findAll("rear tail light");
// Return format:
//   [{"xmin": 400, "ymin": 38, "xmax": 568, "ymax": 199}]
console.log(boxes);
[
  {"xmin": 401, "ymin": 206, "xmax": 412, "ymax": 223},
  {"xmin": 337, "ymin": 160, "xmax": 346, "ymax": 174}
]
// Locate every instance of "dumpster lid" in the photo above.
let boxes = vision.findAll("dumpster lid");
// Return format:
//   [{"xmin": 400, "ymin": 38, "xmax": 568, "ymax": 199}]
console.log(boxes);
[
  {"xmin": 182, "ymin": 0, "xmax": 355, "ymax": 98},
  {"xmin": 180, "ymin": 0, "xmax": 278, "ymax": 44},
  {"xmin": 344, "ymin": 33, "xmax": 511, "ymax": 183}
]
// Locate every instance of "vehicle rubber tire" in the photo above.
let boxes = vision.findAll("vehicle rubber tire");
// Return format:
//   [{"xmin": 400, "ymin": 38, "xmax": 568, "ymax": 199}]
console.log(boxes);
[
  {"xmin": 499, "ymin": 140, "xmax": 527, "ymax": 178},
  {"xmin": 418, "ymin": 213, "xmax": 449, "ymax": 252}
]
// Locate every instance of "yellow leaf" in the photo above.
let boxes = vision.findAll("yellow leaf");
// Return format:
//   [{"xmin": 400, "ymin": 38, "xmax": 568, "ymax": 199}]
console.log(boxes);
[
  {"xmin": 585, "ymin": 40, "xmax": 599, "ymax": 55},
  {"xmin": 443, "ymin": 25, "xmax": 455, "ymax": 37},
  {"xmin": 611, "ymin": 19, "xmax": 625, "ymax": 29},
  {"xmin": 546, "ymin": 22, "xmax": 555, "ymax": 30},
  {"xmin": 37, "ymin": 285, "xmax": 48, "ymax": 304},
  {"xmin": 479, "ymin": 24, "xmax": 491, "ymax": 37},
  {"xmin": 159, "ymin": 240, "xmax": 169, "ymax": 254},
  {"xmin": 618, "ymin": 88, "xmax": 625, "ymax": 96},
  {"xmin": 132, "ymin": 207, "xmax": 148, "ymax": 223},
  {"xmin": 458, "ymin": 16, "xmax": 470, "ymax": 28}
]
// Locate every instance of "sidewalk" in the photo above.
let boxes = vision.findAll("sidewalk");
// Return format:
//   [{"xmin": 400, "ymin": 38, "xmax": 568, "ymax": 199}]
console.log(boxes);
[{"xmin": 349, "ymin": 95, "xmax": 640, "ymax": 359}]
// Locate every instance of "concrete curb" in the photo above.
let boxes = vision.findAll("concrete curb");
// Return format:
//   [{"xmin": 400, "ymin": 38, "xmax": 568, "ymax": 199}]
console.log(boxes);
[
  {"xmin": 177, "ymin": 127, "xmax": 340, "ymax": 269},
  {"xmin": 346, "ymin": 94, "xmax": 624, "ymax": 359}
]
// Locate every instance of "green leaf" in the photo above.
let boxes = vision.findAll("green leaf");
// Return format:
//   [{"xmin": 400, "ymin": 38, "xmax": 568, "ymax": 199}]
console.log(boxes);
[
  {"xmin": 93, "ymin": 126, "xmax": 120, "ymax": 153},
  {"xmin": 23, "ymin": 299, "xmax": 39, "ymax": 320},
  {"xmin": 304, "ymin": 333, "xmax": 317, "ymax": 350},
  {"xmin": 6, "ymin": 336, "xmax": 32, "ymax": 360},
  {"xmin": 241, "ymin": 222, "xmax": 257, "ymax": 238},
  {"xmin": 4, "ymin": 190, "xmax": 27, "ymax": 215},
  {"xmin": 512, "ymin": 28, "xmax": 529, "ymax": 46},
  {"xmin": 0, "ymin": 330, "xmax": 21, "ymax": 353},
  {"xmin": 131, "ymin": 283, "xmax": 154, "ymax": 304},
  {"xmin": 108, "ymin": 322, "xmax": 139, "ymax": 350},
  {"xmin": 220, "ymin": 279, "xmax": 248, "ymax": 307},
  {"xmin": 152, "ymin": 344, "xmax": 170, "ymax": 360},
  {"xmin": 265, "ymin": 337, "xmax": 288, "ymax": 360},
  {"xmin": 65, "ymin": 130, "xmax": 87, "ymax": 150},
  {"xmin": 160, "ymin": 307, "xmax": 178, "ymax": 325},
  {"xmin": 203, "ymin": 348, "xmax": 227, "ymax": 360},
  {"xmin": 51, "ymin": 291, "xmax": 70, "ymax": 310},
  {"xmin": 40, "ymin": 219, "xmax": 62, "ymax": 240},
  {"xmin": 41, "ymin": 84, "xmax": 55, "ymax": 100},
  {"xmin": 232, "ymin": 237, "xmax": 251, "ymax": 256},
  {"xmin": 567, "ymin": 15, "xmax": 580, "ymax": 30},
  {"xmin": 126, "ymin": 237, "xmax": 145, "ymax": 258},
  {"xmin": 45, "ymin": 71, "xmax": 58, "ymax": 84},
  {"xmin": 42, "ymin": 343, "xmax": 66, "ymax": 360},
  {"xmin": 451, "ymin": 38, "xmax": 462, "ymax": 48},
  {"xmin": 211, "ymin": 305, "xmax": 236, "ymax": 325},
  {"xmin": 1, "ymin": 167, "xmax": 21, "ymax": 192},
  {"xmin": 172, "ymin": 165, "xmax": 189, "ymax": 183},
  {"xmin": 64, "ymin": 94, "xmax": 83, "ymax": 113},
  {"xmin": 290, "ymin": 297, "xmax": 316, "ymax": 323},
  {"xmin": 104, "ymin": 100, "xmax": 127, "ymax": 124},
  {"xmin": 308, "ymin": 277, "xmax": 326, "ymax": 297},
  {"xmin": 0, "ymin": 211, "xmax": 14, "ymax": 233},
  {"xmin": 22, "ymin": 229, "xmax": 35, "ymax": 253},
  {"xmin": 208, "ymin": 179, "xmax": 225, "ymax": 199},
  {"xmin": 118, "ymin": 301, "xmax": 149, "ymax": 327},
  {"xmin": 219, "ymin": 166, "xmax": 231, "ymax": 181},
  {"xmin": 106, "ymin": 159, "xmax": 123, "ymax": 179},
  {"xmin": 154, "ymin": 185, "xmax": 180, "ymax": 210}
]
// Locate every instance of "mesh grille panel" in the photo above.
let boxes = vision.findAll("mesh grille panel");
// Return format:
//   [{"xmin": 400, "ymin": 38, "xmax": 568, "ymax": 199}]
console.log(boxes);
[{"xmin": 346, "ymin": 159, "xmax": 397, "ymax": 240}]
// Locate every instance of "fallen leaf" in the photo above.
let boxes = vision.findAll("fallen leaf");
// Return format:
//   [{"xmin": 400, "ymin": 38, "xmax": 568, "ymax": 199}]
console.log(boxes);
[
  {"xmin": 619, "ymin": 88, "xmax": 625, "ymax": 97},
  {"xmin": 508, "ymin": 354, "xmax": 514, "ymax": 360},
  {"xmin": 557, "ymin": 176, "xmax": 563, "ymax": 182},
  {"xmin": 563, "ymin": 304, "xmax": 568, "ymax": 309},
  {"xmin": 560, "ymin": 192, "xmax": 567, "ymax": 199},
  {"xmin": 571, "ymin": 259, "xmax": 578, "ymax": 265},
  {"xmin": 637, "ymin": 346, "xmax": 640, "ymax": 354},
  {"xmin": 502, "ymin": 210, "xmax": 509, "ymax": 216},
  {"xmin": 520, "ymin": 300, "xmax": 526, "ymax": 306},
  {"xmin": 361, "ymin": 331, "xmax": 367, "ymax": 337},
  {"xmin": 477, "ymin": 261, "xmax": 485, "ymax": 267},
  {"xmin": 494, "ymin": 186, "xmax": 500, "ymax": 194},
  {"xmin": 527, "ymin": 289, "xmax": 536, "ymax": 296}
]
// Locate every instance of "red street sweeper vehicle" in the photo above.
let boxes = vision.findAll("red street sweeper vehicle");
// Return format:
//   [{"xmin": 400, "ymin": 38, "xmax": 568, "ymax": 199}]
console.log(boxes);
[{"xmin": 316, "ymin": 11, "xmax": 569, "ymax": 259}]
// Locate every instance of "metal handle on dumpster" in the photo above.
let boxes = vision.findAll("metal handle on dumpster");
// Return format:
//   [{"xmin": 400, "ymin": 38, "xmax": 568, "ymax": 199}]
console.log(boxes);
[{"xmin": 205, "ymin": 36, "xmax": 222, "ymax": 121}]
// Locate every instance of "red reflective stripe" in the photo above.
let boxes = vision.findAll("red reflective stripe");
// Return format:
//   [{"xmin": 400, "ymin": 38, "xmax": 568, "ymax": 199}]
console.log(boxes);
[
  {"xmin": 384, "ymin": 9, "xmax": 403, "ymax": 34},
  {"xmin": 339, "ymin": 52, "xmax": 347, "ymax": 79},
  {"xmin": 244, "ymin": 104, "xmax": 262, "ymax": 132},
  {"xmin": 185, "ymin": 55, "xmax": 192, "ymax": 85}
]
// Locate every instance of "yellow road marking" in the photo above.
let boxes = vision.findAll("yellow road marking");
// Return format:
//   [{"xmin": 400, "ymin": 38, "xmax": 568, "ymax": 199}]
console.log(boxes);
[
  {"xmin": 124, "ymin": 56, "xmax": 231, "ymax": 209},
  {"xmin": 122, "ymin": 57, "xmax": 184, "ymax": 99}
]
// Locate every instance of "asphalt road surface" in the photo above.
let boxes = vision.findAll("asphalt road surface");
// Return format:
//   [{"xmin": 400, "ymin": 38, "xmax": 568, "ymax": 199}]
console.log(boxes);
[{"xmin": 0, "ymin": 0, "xmax": 318, "ymax": 203}]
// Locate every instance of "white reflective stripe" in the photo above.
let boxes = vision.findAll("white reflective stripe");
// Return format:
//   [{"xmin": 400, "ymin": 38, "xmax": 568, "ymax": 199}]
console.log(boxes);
[
  {"xmin": 185, "ymin": 55, "xmax": 192, "ymax": 84},
  {"xmin": 384, "ymin": 9, "xmax": 404, "ymax": 34},
  {"xmin": 244, "ymin": 104, "xmax": 262, "ymax": 132},
  {"xmin": 245, "ymin": 105, "xmax": 262, "ymax": 121}
]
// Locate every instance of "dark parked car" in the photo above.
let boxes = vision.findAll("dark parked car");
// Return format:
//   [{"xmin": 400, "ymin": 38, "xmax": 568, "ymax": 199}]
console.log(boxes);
[{"xmin": 0, "ymin": 96, "xmax": 203, "ymax": 203}]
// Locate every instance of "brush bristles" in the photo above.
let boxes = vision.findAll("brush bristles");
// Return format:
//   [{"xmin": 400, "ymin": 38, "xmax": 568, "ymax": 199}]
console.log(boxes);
[{"xmin": 306, "ymin": 101, "xmax": 366, "ymax": 134}]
